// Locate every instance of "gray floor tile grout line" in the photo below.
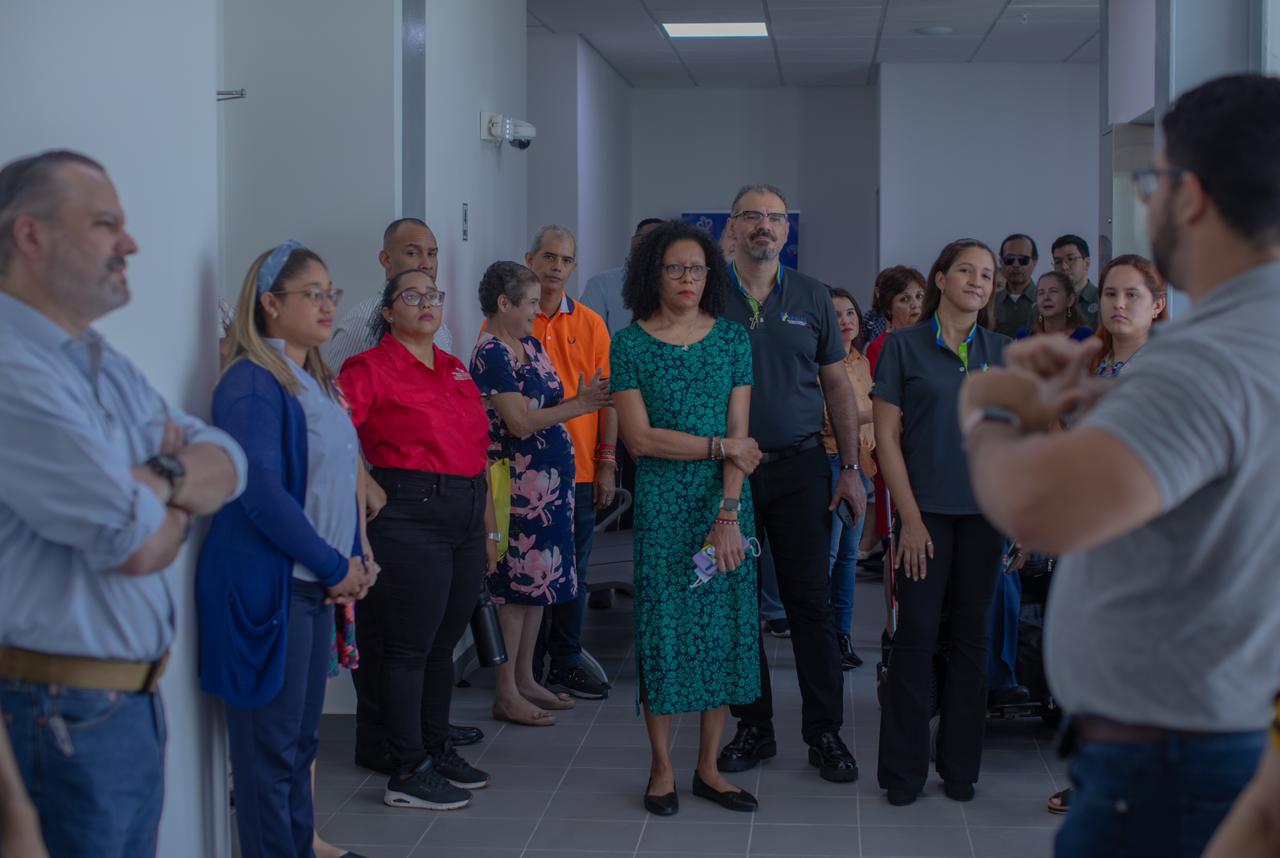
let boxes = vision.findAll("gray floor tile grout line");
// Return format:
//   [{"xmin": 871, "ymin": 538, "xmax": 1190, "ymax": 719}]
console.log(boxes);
[
  {"xmin": 516, "ymin": 642, "xmax": 633, "ymax": 858},
  {"xmin": 959, "ymin": 802, "xmax": 979, "ymax": 858}
]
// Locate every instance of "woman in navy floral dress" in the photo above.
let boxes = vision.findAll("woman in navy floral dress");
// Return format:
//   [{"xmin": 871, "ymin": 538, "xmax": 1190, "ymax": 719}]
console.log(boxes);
[{"xmin": 470, "ymin": 261, "xmax": 611, "ymax": 726}]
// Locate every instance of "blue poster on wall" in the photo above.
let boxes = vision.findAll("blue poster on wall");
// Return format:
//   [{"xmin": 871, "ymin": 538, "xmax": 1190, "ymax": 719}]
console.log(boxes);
[{"xmin": 681, "ymin": 210, "xmax": 800, "ymax": 270}]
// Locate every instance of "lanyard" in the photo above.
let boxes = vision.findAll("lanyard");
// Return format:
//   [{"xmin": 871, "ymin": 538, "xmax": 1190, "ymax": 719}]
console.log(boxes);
[{"xmin": 730, "ymin": 261, "xmax": 783, "ymax": 329}]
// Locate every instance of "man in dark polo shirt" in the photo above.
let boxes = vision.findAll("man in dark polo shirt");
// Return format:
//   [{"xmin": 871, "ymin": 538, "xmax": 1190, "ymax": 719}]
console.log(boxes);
[{"xmin": 716, "ymin": 183, "xmax": 868, "ymax": 783}]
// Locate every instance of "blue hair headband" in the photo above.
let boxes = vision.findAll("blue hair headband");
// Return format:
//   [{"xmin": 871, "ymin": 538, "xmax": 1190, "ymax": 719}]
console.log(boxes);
[{"xmin": 257, "ymin": 240, "xmax": 305, "ymax": 295}]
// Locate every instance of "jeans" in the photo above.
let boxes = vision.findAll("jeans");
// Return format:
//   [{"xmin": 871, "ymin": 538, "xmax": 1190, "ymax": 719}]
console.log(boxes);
[
  {"xmin": 878, "ymin": 512, "xmax": 1004, "ymax": 793},
  {"xmin": 827, "ymin": 455, "xmax": 870, "ymax": 636},
  {"xmin": 546, "ymin": 482, "xmax": 596, "ymax": 671},
  {"xmin": 733, "ymin": 444, "xmax": 844, "ymax": 744},
  {"xmin": 1056, "ymin": 729, "xmax": 1266, "ymax": 858},
  {"xmin": 227, "ymin": 579, "xmax": 331, "ymax": 858},
  {"xmin": 1, "ymin": 679, "xmax": 166, "ymax": 858},
  {"xmin": 988, "ymin": 557, "xmax": 1021, "ymax": 690},
  {"xmin": 367, "ymin": 468, "xmax": 487, "ymax": 772}
]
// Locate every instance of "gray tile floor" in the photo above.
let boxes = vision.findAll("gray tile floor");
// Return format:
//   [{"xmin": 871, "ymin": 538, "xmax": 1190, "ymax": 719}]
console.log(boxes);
[{"xmin": 315, "ymin": 571, "xmax": 1065, "ymax": 857}]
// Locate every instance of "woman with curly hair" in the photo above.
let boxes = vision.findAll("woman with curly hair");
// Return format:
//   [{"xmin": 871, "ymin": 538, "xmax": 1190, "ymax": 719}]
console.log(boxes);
[{"xmin": 611, "ymin": 220, "xmax": 765, "ymax": 816}]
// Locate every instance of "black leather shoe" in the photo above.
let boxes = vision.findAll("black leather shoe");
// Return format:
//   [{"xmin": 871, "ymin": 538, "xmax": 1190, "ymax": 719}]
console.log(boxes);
[
  {"xmin": 716, "ymin": 725, "xmax": 777, "ymax": 773},
  {"xmin": 692, "ymin": 772, "xmax": 758, "ymax": 812},
  {"xmin": 354, "ymin": 746, "xmax": 395, "ymax": 775},
  {"xmin": 807, "ymin": 732, "xmax": 858, "ymax": 783},
  {"xmin": 988, "ymin": 685, "xmax": 1031, "ymax": 708},
  {"xmin": 886, "ymin": 788, "xmax": 918, "ymax": 806},
  {"xmin": 943, "ymin": 781, "xmax": 975, "ymax": 802},
  {"xmin": 643, "ymin": 780, "xmax": 679, "ymax": 816},
  {"xmin": 448, "ymin": 724, "xmax": 485, "ymax": 747},
  {"xmin": 837, "ymin": 633, "xmax": 864, "ymax": 670}
]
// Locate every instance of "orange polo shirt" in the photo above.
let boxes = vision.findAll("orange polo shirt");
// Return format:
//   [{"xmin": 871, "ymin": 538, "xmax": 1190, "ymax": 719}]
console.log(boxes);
[{"xmin": 534, "ymin": 295, "xmax": 611, "ymax": 484}]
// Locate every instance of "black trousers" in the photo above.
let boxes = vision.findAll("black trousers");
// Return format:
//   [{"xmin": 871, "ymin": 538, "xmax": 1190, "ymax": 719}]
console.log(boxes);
[
  {"xmin": 877, "ymin": 512, "xmax": 1004, "ymax": 793},
  {"xmin": 364, "ymin": 468, "xmax": 486, "ymax": 772},
  {"xmin": 731, "ymin": 444, "xmax": 844, "ymax": 744}
]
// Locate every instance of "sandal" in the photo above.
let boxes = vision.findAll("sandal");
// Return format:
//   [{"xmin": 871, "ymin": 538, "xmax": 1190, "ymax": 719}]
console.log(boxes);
[{"xmin": 1047, "ymin": 788, "xmax": 1072, "ymax": 815}]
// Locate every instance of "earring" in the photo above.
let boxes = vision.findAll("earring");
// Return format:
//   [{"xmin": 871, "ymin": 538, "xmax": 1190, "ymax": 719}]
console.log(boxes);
[{"xmin": 271, "ymin": 311, "xmax": 278, "ymax": 319}]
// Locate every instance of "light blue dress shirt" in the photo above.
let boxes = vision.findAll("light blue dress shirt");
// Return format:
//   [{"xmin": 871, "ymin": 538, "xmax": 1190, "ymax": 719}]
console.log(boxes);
[
  {"xmin": 0, "ymin": 291, "xmax": 247, "ymax": 661},
  {"xmin": 264, "ymin": 340, "xmax": 360, "ymax": 581},
  {"xmin": 579, "ymin": 265, "xmax": 628, "ymax": 336}
]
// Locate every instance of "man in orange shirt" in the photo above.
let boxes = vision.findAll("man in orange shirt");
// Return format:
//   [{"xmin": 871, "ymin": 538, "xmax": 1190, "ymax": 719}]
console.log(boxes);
[{"xmin": 525, "ymin": 224, "xmax": 617, "ymax": 699}]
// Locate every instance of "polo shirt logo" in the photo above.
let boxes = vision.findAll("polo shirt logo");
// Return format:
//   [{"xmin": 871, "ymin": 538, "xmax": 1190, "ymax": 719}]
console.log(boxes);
[
  {"xmin": 452, "ymin": 368, "xmax": 471, "ymax": 382},
  {"xmin": 780, "ymin": 312, "xmax": 809, "ymax": 327}
]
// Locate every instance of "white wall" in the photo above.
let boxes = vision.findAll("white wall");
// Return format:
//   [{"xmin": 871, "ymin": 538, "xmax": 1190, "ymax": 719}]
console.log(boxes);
[
  {"xmin": 425, "ymin": 0, "xmax": 529, "ymax": 351},
  {"xmin": 527, "ymin": 31, "xmax": 580, "ymax": 265},
  {"xmin": 1109, "ymin": 0, "xmax": 1157, "ymax": 124},
  {"xmin": 219, "ymin": 0, "xmax": 401, "ymax": 307},
  {"xmin": 878, "ymin": 63, "xmax": 1100, "ymax": 280},
  {"xmin": 575, "ymin": 40, "xmax": 634, "ymax": 286},
  {"xmin": 629, "ymin": 87, "xmax": 879, "ymax": 304},
  {"xmin": 1, "ymin": 2, "xmax": 229, "ymax": 855}
]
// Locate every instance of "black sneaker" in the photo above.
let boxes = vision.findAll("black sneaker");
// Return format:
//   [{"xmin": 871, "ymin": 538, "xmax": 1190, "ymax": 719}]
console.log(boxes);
[
  {"xmin": 546, "ymin": 665, "xmax": 609, "ymax": 699},
  {"xmin": 807, "ymin": 732, "xmax": 858, "ymax": 783},
  {"xmin": 383, "ymin": 757, "xmax": 471, "ymax": 811},
  {"xmin": 433, "ymin": 746, "xmax": 490, "ymax": 789},
  {"xmin": 764, "ymin": 619, "xmax": 791, "ymax": 638}
]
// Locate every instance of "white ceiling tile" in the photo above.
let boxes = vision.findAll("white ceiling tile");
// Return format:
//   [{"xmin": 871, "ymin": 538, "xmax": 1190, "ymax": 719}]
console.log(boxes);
[
  {"xmin": 785, "ymin": 64, "xmax": 873, "ymax": 85},
  {"xmin": 877, "ymin": 35, "xmax": 984, "ymax": 62},
  {"xmin": 972, "ymin": 20, "xmax": 1100, "ymax": 61},
  {"xmin": 527, "ymin": 0, "xmax": 656, "ymax": 33},
  {"xmin": 1003, "ymin": 3, "xmax": 1101, "ymax": 24},
  {"xmin": 673, "ymin": 39, "xmax": 778, "ymax": 59},
  {"xmin": 777, "ymin": 41, "xmax": 877, "ymax": 61},
  {"xmin": 691, "ymin": 68, "xmax": 782, "ymax": 86},
  {"xmin": 767, "ymin": 0, "xmax": 883, "ymax": 8},
  {"xmin": 647, "ymin": 0, "xmax": 766, "ymax": 22},
  {"xmin": 766, "ymin": 7, "xmax": 884, "ymax": 37},
  {"xmin": 1068, "ymin": 30, "xmax": 1101, "ymax": 61},
  {"xmin": 629, "ymin": 71, "xmax": 700, "ymax": 87}
]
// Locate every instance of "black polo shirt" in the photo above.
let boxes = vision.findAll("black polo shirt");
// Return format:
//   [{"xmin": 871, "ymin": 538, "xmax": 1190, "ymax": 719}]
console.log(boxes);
[
  {"xmin": 723, "ymin": 264, "xmax": 846, "ymax": 450},
  {"xmin": 871, "ymin": 318, "xmax": 1010, "ymax": 515}
]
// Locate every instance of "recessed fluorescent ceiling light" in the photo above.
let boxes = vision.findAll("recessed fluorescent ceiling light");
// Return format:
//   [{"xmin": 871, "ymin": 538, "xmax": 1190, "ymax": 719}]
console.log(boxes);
[{"xmin": 663, "ymin": 22, "xmax": 769, "ymax": 38}]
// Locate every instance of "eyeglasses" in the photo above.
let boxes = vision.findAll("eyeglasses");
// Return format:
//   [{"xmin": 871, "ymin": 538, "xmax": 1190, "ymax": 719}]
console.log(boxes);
[
  {"xmin": 1131, "ymin": 166, "xmax": 1188, "ymax": 203},
  {"xmin": 1001, "ymin": 255, "xmax": 1032, "ymax": 267},
  {"xmin": 396, "ymin": 289, "xmax": 446, "ymax": 307},
  {"xmin": 278, "ymin": 287, "xmax": 343, "ymax": 306},
  {"xmin": 1052, "ymin": 254, "xmax": 1082, "ymax": 268},
  {"xmin": 732, "ymin": 210, "xmax": 788, "ymax": 226},
  {"xmin": 661, "ymin": 263, "xmax": 709, "ymax": 281}
]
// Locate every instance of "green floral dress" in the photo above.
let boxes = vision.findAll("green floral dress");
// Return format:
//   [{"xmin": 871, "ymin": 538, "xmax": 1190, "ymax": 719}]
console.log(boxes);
[{"xmin": 610, "ymin": 318, "xmax": 760, "ymax": 716}]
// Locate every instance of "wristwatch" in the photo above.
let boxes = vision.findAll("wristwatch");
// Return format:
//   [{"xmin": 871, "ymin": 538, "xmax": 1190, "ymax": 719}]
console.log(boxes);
[
  {"xmin": 719, "ymin": 498, "xmax": 741, "ymax": 512},
  {"xmin": 486, "ymin": 531, "xmax": 502, "ymax": 543},
  {"xmin": 961, "ymin": 405, "xmax": 1022, "ymax": 440},
  {"xmin": 145, "ymin": 454, "xmax": 186, "ymax": 504}
]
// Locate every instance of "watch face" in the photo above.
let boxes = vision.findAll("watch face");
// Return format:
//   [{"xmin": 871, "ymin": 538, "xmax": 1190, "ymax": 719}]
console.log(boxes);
[{"xmin": 720, "ymin": 498, "xmax": 740, "ymax": 511}]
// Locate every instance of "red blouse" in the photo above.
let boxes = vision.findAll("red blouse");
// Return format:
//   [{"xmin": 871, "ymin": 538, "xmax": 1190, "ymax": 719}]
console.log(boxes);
[{"xmin": 339, "ymin": 335, "xmax": 489, "ymax": 477}]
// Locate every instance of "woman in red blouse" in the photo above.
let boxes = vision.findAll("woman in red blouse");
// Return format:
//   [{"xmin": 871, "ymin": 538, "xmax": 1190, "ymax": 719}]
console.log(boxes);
[{"xmin": 340, "ymin": 269, "xmax": 498, "ymax": 813}]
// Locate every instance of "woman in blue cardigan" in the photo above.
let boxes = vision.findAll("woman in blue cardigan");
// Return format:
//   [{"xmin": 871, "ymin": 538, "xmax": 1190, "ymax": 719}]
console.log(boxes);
[{"xmin": 198, "ymin": 241, "xmax": 373, "ymax": 858}]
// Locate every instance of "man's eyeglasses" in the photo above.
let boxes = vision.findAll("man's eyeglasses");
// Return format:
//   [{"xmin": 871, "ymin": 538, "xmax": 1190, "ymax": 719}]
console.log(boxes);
[
  {"xmin": 732, "ymin": 210, "xmax": 788, "ymax": 226},
  {"xmin": 1001, "ymin": 255, "xmax": 1032, "ymax": 267},
  {"xmin": 1131, "ymin": 166, "xmax": 1188, "ymax": 203},
  {"xmin": 396, "ymin": 289, "xmax": 446, "ymax": 307},
  {"xmin": 1052, "ymin": 254, "xmax": 1082, "ymax": 268},
  {"xmin": 661, "ymin": 263, "xmax": 709, "ymax": 281},
  {"xmin": 278, "ymin": 287, "xmax": 343, "ymax": 306}
]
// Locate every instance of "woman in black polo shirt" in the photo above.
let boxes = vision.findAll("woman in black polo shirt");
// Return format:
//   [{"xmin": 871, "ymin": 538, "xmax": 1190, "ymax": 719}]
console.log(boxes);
[{"xmin": 872, "ymin": 239, "xmax": 1010, "ymax": 807}]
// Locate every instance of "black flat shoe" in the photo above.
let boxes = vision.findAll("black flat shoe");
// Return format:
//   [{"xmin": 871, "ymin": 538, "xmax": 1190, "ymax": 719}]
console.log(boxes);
[
  {"xmin": 717, "ymin": 724, "xmax": 777, "ymax": 773},
  {"xmin": 643, "ymin": 779, "xmax": 679, "ymax": 816},
  {"xmin": 448, "ymin": 724, "xmax": 485, "ymax": 747},
  {"xmin": 943, "ymin": 781, "xmax": 975, "ymax": 802},
  {"xmin": 807, "ymin": 732, "xmax": 859, "ymax": 783},
  {"xmin": 692, "ymin": 772, "xmax": 758, "ymax": 812},
  {"xmin": 886, "ymin": 788, "xmax": 918, "ymax": 806}
]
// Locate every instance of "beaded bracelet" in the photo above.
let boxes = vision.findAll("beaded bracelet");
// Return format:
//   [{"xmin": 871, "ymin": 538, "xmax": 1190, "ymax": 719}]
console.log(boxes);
[{"xmin": 714, "ymin": 517, "xmax": 739, "ymax": 527}]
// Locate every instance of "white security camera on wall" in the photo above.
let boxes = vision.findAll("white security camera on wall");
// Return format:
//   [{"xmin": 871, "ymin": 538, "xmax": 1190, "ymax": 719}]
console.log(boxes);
[{"xmin": 481, "ymin": 112, "xmax": 537, "ymax": 149}]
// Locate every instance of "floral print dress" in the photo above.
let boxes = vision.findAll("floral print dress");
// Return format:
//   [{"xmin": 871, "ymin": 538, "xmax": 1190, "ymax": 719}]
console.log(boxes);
[{"xmin": 470, "ymin": 332, "xmax": 577, "ymax": 606}]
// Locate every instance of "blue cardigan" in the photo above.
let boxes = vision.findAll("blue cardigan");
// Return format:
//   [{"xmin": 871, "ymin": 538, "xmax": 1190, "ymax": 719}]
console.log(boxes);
[{"xmin": 196, "ymin": 359, "xmax": 360, "ymax": 709}]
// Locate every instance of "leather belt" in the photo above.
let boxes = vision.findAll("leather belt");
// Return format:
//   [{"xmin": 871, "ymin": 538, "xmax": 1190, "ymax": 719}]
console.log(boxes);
[
  {"xmin": 1072, "ymin": 715, "xmax": 1215, "ymax": 744},
  {"xmin": 0, "ymin": 646, "xmax": 169, "ymax": 693},
  {"xmin": 758, "ymin": 435, "xmax": 822, "ymax": 465}
]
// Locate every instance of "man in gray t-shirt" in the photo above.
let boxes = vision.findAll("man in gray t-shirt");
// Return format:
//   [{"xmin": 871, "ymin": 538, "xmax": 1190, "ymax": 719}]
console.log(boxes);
[{"xmin": 957, "ymin": 74, "xmax": 1280, "ymax": 858}]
